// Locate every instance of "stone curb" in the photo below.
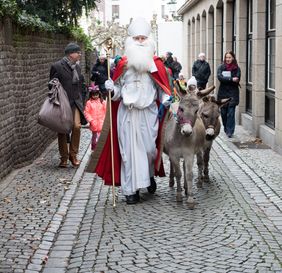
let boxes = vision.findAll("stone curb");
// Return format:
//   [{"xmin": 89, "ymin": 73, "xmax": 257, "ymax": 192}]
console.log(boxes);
[{"xmin": 26, "ymin": 142, "xmax": 92, "ymax": 273}]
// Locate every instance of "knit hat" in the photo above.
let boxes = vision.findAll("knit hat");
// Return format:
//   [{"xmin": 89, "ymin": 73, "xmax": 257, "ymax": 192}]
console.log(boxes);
[
  {"xmin": 198, "ymin": 52, "xmax": 205, "ymax": 58},
  {"xmin": 64, "ymin": 43, "xmax": 81, "ymax": 55},
  {"xmin": 114, "ymin": 55, "xmax": 122, "ymax": 65},
  {"xmin": 187, "ymin": 76, "xmax": 197, "ymax": 87}
]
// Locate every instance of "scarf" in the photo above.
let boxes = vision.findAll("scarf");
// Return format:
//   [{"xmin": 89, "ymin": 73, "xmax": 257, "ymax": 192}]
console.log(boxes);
[
  {"xmin": 224, "ymin": 62, "xmax": 238, "ymax": 71},
  {"xmin": 63, "ymin": 56, "xmax": 79, "ymax": 84}
]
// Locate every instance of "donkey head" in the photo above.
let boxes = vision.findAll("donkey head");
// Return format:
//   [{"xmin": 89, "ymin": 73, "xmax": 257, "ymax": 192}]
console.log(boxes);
[
  {"xmin": 177, "ymin": 93, "xmax": 200, "ymax": 136},
  {"xmin": 175, "ymin": 85, "xmax": 216, "ymax": 137},
  {"xmin": 200, "ymin": 96, "xmax": 231, "ymax": 140}
]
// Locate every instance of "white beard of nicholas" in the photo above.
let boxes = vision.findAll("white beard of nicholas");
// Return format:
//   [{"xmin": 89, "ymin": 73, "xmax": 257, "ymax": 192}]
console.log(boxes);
[{"xmin": 124, "ymin": 37, "xmax": 155, "ymax": 73}]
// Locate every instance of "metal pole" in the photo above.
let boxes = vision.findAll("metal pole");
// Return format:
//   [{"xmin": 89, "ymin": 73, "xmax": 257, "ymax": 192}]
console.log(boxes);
[{"xmin": 104, "ymin": 38, "xmax": 116, "ymax": 207}]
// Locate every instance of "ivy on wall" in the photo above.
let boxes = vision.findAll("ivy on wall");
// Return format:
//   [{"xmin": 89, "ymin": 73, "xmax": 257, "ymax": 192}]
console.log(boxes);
[{"xmin": 0, "ymin": 0, "xmax": 94, "ymax": 50}]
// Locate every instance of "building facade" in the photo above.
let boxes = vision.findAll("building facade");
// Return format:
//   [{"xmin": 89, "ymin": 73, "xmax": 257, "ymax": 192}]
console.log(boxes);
[{"xmin": 179, "ymin": 0, "xmax": 282, "ymax": 153}]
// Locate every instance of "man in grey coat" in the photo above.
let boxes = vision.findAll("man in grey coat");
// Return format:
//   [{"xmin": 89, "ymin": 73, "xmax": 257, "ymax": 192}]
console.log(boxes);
[{"xmin": 49, "ymin": 42, "xmax": 86, "ymax": 168}]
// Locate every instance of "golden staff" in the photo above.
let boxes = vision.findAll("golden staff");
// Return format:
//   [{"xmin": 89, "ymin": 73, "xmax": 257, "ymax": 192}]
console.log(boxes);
[{"xmin": 104, "ymin": 38, "xmax": 116, "ymax": 207}]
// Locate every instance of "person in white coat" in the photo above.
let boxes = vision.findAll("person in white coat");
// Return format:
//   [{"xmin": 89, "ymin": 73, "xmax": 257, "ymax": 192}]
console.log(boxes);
[{"xmin": 103, "ymin": 17, "xmax": 172, "ymax": 204}]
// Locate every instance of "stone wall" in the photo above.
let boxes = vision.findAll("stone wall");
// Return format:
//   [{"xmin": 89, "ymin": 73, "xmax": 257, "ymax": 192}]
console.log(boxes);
[{"xmin": 0, "ymin": 17, "xmax": 90, "ymax": 180}]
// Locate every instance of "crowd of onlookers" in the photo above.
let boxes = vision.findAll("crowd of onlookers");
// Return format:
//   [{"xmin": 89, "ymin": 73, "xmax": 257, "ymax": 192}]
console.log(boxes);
[
  {"xmin": 48, "ymin": 16, "xmax": 241, "ymax": 207},
  {"xmin": 49, "ymin": 41, "xmax": 240, "ymax": 170},
  {"xmin": 86, "ymin": 49, "xmax": 241, "ymax": 144}
]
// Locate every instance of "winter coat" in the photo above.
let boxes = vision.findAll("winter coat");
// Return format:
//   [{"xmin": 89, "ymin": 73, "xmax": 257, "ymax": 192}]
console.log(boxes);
[
  {"xmin": 49, "ymin": 58, "xmax": 87, "ymax": 125},
  {"xmin": 164, "ymin": 56, "xmax": 176, "ymax": 76},
  {"xmin": 172, "ymin": 61, "xmax": 182, "ymax": 79},
  {"xmin": 91, "ymin": 60, "xmax": 108, "ymax": 92},
  {"xmin": 84, "ymin": 98, "xmax": 107, "ymax": 132},
  {"xmin": 217, "ymin": 63, "xmax": 241, "ymax": 106},
  {"xmin": 192, "ymin": 60, "xmax": 211, "ymax": 85}
]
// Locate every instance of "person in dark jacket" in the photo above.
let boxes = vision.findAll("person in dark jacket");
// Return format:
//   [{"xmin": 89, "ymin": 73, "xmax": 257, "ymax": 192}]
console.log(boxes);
[
  {"xmin": 172, "ymin": 57, "xmax": 182, "ymax": 80},
  {"xmin": 217, "ymin": 51, "xmax": 241, "ymax": 138},
  {"xmin": 49, "ymin": 42, "xmax": 86, "ymax": 168},
  {"xmin": 192, "ymin": 53, "xmax": 211, "ymax": 89},
  {"xmin": 164, "ymin": 51, "xmax": 175, "ymax": 78},
  {"xmin": 91, "ymin": 54, "xmax": 108, "ymax": 95}
]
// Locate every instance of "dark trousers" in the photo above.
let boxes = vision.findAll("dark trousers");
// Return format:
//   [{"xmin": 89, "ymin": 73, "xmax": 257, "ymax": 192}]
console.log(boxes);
[
  {"xmin": 58, "ymin": 107, "xmax": 81, "ymax": 160},
  {"xmin": 220, "ymin": 105, "xmax": 236, "ymax": 136}
]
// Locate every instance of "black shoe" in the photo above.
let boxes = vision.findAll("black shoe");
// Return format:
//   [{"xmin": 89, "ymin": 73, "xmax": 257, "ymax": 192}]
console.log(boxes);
[
  {"xmin": 126, "ymin": 193, "xmax": 139, "ymax": 205},
  {"xmin": 147, "ymin": 177, "xmax": 157, "ymax": 194}
]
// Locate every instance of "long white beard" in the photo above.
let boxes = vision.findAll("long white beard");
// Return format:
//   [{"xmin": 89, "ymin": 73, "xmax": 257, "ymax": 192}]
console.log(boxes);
[{"xmin": 124, "ymin": 37, "xmax": 155, "ymax": 73}]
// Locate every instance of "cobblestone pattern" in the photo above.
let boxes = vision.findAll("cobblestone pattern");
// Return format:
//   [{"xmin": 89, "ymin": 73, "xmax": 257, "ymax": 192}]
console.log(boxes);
[
  {"xmin": 2, "ymin": 125, "xmax": 282, "ymax": 273},
  {"xmin": 0, "ymin": 129, "xmax": 91, "ymax": 273},
  {"xmin": 0, "ymin": 18, "xmax": 88, "ymax": 180},
  {"xmin": 35, "ymin": 131, "xmax": 282, "ymax": 272}
]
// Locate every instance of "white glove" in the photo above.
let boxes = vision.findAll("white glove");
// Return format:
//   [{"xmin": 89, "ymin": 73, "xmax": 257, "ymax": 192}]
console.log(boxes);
[
  {"xmin": 162, "ymin": 94, "xmax": 173, "ymax": 108},
  {"xmin": 105, "ymin": 79, "xmax": 114, "ymax": 91}
]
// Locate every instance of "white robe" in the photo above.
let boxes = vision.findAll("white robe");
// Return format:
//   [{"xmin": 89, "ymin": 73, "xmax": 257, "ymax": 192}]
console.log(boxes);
[{"xmin": 111, "ymin": 67, "xmax": 169, "ymax": 195}]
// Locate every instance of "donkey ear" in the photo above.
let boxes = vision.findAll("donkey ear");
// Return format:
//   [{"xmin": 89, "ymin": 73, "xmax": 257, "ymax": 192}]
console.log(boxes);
[
  {"xmin": 216, "ymin": 98, "xmax": 232, "ymax": 107},
  {"xmin": 174, "ymin": 80, "xmax": 187, "ymax": 98},
  {"xmin": 197, "ymin": 85, "xmax": 215, "ymax": 98},
  {"xmin": 202, "ymin": 96, "xmax": 210, "ymax": 102}
]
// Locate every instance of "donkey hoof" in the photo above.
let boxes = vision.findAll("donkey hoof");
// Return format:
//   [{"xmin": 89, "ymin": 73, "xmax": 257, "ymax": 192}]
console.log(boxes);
[
  {"xmin": 176, "ymin": 193, "xmax": 182, "ymax": 202},
  {"xmin": 169, "ymin": 180, "xmax": 175, "ymax": 187},
  {"xmin": 204, "ymin": 176, "xmax": 210, "ymax": 183},
  {"xmin": 187, "ymin": 197, "xmax": 195, "ymax": 209},
  {"xmin": 188, "ymin": 202, "xmax": 195, "ymax": 209},
  {"xmin": 197, "ymin": 181, "xmax": 203, "ymax": 188}
]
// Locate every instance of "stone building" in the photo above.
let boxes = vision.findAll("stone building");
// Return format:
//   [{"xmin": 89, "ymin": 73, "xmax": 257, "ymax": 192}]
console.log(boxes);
[{"xmin": 179, "ymin": 0, "xmax": 282, "ymax": 154}]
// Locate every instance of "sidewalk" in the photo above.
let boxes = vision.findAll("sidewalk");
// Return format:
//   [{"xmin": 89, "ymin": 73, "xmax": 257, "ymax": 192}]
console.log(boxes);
[
  {"xmin": 1, "ymin": 125, "xmax": 282, "ymax": 273},
  {"xmin": 0, "ymin": 129, "xmax": 92, "ymax": 273}
]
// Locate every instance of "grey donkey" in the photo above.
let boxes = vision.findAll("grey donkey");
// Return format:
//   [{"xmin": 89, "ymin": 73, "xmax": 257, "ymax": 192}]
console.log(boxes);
[{"xmin": 163, "ymin": 86, "xmax": 215, "ymax": 209}]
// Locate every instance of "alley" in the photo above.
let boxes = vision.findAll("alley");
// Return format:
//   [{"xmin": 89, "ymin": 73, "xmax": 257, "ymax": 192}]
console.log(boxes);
[{"xmin": 1, "ymin": 128, "xmax": 282, "ymax": 273}]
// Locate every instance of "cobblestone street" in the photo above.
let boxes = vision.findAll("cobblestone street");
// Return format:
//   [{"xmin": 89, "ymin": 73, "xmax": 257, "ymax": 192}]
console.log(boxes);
[{"xmin": 1, "ymin": 127, "xmax": 282, "ymax": 273}]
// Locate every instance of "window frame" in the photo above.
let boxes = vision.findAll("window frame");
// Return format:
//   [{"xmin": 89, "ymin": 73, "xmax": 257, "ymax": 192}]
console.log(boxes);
[
  {"xmin": 246, "ymin": 0, "xmax": 253, "ymax": 114},
  {"xmin": 265, "ymin": 0, "xmax": 276, "ymax": 128}
]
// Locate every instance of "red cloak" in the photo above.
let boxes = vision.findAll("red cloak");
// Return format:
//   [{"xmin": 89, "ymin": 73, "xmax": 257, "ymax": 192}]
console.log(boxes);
[{"xmin": 94, "ymin": 56, "xmax": 172, "ymax": 186}]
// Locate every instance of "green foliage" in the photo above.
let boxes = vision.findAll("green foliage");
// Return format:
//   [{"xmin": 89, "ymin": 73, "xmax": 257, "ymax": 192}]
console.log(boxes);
[
  {"xmin": 15, "ymin": 0, "xmax": 99, "ymax": 26},
  {"xmin": 69, "ymin": 26, "xmax": 93, "ymax": 51},
  {"xmin": 0, "ymin": 0, "xmax": 18, "ymax": 17},
  {"xmin": 17, "ymin": 11, "xmax": 56, "ymax": 32},
  {"xmin": 0, "ymin": 0, "xmax": 96, "ymax": 50}
]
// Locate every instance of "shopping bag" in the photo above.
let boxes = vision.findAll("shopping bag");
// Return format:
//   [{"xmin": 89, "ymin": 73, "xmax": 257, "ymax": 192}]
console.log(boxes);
[{"xmin": 38, "ymin": 78, "xmax": 73, "ymax": 134}]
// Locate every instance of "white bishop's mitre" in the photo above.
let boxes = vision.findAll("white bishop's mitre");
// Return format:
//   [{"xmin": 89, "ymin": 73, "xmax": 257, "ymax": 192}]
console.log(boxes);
[{"xmin": 127, "ymin": 17, "xmax": 151, "ymax": 37}]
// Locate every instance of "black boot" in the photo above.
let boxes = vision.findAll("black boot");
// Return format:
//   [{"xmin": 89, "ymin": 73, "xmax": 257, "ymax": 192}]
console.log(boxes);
[
  {"xmin": 147, "ymin": 177, "xmax": 157, "ymax": 194},
  {"xmin": 126, "ymin": 192, "xmax": 140, "ymax": 205}
]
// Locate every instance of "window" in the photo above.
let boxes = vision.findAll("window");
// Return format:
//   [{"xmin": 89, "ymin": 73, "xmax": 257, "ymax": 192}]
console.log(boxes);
[
  {"xmin": 246, "ymin": 0, "xmax": 253, "ymax": 113},
  {"xmin": 267, "ymin": 37, "xmax": 275, "ymax": 90},
  {"xmin": 268, "ymin": 0, "xmax": 276, "ymax": 30},
  {"xmin": 112, "ymin": 5, "xmax": 119, "ymax": 19},
  {"xmin": 247, "ymin": 39, "xmax": 253, "ymax": 83},
  {"xmin": 232, "ymin": 0, "xmax": 237, "ymax": 54},
  {"xmin": 265, "ymin": 0, "xmax": 276, "ymax": 127},
  {"xmin": 161, "ymin": 5, "xmax": 165, "ymax": 18},
  {"xmin": 248, "ymin": 0, "xmax": 253, "ymax": 33}
]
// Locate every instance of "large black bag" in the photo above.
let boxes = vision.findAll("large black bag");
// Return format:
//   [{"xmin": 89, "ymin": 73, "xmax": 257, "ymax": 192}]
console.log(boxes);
[{"xmin": 38, "ymin": 78, "xmax": 73, "ymax": 134}]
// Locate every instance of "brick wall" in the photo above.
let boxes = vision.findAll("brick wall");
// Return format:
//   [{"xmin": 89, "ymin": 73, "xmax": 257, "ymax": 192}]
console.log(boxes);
[{"xmin": 0, "ymin": 18, "xmax": 90, "ymax": 180}]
